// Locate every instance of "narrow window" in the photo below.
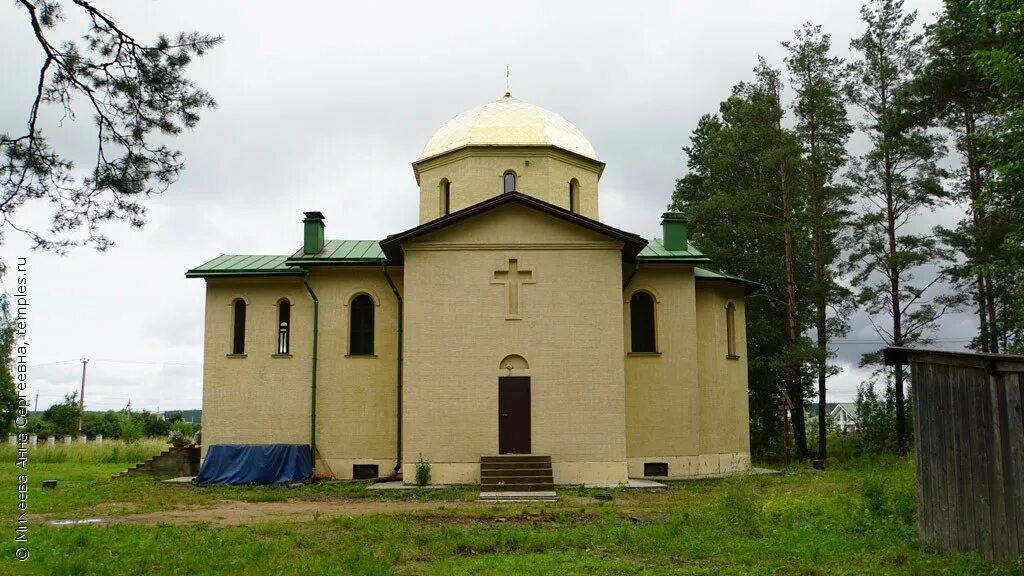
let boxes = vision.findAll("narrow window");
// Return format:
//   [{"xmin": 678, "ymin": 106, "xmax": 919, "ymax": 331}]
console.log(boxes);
[
  {"xmin": 569, "ymin": 178, "xmax": 580, "ymax": 213},
  {"xmin": 440, "ymin": 179, "xmax": 451, "ymax": 216},
  {"xmin": 503, "ymin": 171, "xmax": 516, "ymax": 193},
  {"xmin": 350, "ymin": 295, "xmax": 375, "ymax": 355},
  {"xmin": 231, "ymin": 299, "xmax": 246, "ymax": 355},
  {"xmin": 278, "ymin": 300, "xmax": 291, "ymax": 354},
  {"xmin": 726, "ymin": 302, "xmax": 738, "ymax": 358},
  {"xmin": 630, "ymin": 292, "xmax": 656, "ymax": 353}
]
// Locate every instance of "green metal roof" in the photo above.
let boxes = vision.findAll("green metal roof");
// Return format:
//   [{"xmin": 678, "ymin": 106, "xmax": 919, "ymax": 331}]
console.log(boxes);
[
  {"xmin": 694, "ymin": 267, "xmax": 761, "ymax": 293},
  {"xmin": 636, "ymin": 239, "xmax": 756, "ymax": 291},
  {"xmin": 187, "ymin": 240, "xmax": 761, "ymax": 291},
  {"xmin": 286, "ymin": 240, "xmax": 384, "ymax": 263},
  {"xmin": 695, "ymin": 267, "xmax": 746, "ymax": 281},
  {"xmin": 637, "ymin": 238, "xmax": 711, "ymax": 261},
  {"xmin": 186, "ymin": 241, "xmax": 385, "ymax": 278},
  {"xmin": 185, "ymin": 255, "xmax": 300, "ymax": 278}
]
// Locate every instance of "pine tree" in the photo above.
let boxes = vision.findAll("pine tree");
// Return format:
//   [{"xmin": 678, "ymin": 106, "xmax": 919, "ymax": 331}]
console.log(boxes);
[
  {"xmin": 751, "ymin": 60, "xmax": 815, "ymax": 460},
  {"xmin": 2, "ymin": 1, "xmax": 221, "ymax": 254},
  {"xmin": 974, "ymin": 0, "xmax": 1024, "ymax": 353},
  {"xmin": 672, "ymin": 61, "xmax": 815, "ymax": 461},
  {"xmin": 848, "ymin": 0, "xmax": 962, "ymax": 454},
  {"xmin": 914, "ymin": 0, "xmax": 1007, "ymax": 353},
  {"xmin": 783, "ymin": 23, "xmax": 854, "ymax": 462}
]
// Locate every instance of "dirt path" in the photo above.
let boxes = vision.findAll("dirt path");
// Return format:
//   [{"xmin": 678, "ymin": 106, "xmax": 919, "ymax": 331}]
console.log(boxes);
[{"xmin": 41, "ymin": 498, "xmax": 526, "ymax": 528}]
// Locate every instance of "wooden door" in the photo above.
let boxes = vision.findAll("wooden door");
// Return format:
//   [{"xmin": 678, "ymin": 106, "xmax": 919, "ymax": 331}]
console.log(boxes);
[{"xmin": 498, "ymin": 376, "xmax": 531, "ymax": 454}]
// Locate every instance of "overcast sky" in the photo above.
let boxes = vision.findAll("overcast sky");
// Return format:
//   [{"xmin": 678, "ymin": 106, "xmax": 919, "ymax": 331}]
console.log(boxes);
[{"xmin": 2, "ymin": 0, "xmax": 974, "ymax": 412}]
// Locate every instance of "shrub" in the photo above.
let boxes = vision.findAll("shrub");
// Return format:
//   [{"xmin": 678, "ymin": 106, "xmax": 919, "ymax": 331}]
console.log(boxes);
[
  {"xmin": 140, "ymin": 410, "xmax": 171, "ymax": 437},
  {"xmin": 42, "ymin": 392, "xmax": 81, "ymax": 437},
  {"xmin": 861, "ymin": 475, "xmax": 890, "ymax": 519},
  {"xmin": 169, "ymin": 419, "xmax": 199, "ymax": 439},
  {"xmin": 118, "ymin": 416, "xmax": 143, "ymax": 444},
  {"xmin": 167, "ymin": 429, "xmax": 188, "ymax": 446},
  {"xmin": 415, "ymin": 455, "xmax": 431, "ymax": 487},
  {"xmin": 82, "ymin": 411, "xmax": 123, "ymax": 438},
  {"xmin": 23, "ymin": 416, "xmax": 55, "ymax": 437}
]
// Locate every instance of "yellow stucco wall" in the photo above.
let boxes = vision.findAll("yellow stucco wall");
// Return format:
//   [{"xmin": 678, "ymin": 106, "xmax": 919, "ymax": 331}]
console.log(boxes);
[
  {"xmin": 202, "ymin": 278, "xmax": 311, "ymax": 455},
  {"xmin": 200, "ymin": 268, "xmax": 401, "ymax": 479},
  {"xmin": 413, "ymin": 147, "xmax": 602, "ymax": 223},
  {"xmin": 200, "ymin": 257, "xmax": 751, "ymax": 483},
  {"xmin": 695, "ymin": 281, "xmax": 751, "ymax": 467},
  {"xmin": 308, "ymin": 267, "xmax": 401, "ymax": 478},
  {"xmin": 623, "ymin": 267, "xmax": 700, "ymax": 461},
  {"xmin": 622, "ymin": 268, "xmax": 751, "ymax": 478},
  {"xmin": 401, "ymin": 202, "xmax": 628, "ymax": 485}
]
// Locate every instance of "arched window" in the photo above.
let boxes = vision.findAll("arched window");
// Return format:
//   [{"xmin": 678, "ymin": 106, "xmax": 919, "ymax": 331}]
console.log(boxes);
[
  {"xmin": 440, "ymin": 179, "xmax": 451, "ymax": 216},
  {"xmin": 726, "ymin": 302, "xmax": 738, "ymax": 358},
  {"xmin": 277, "ymin": 299, "xmax": 291, "ymax": 354},
  {"xmin": 569, "ymin": 178, "xmax": 580, "ymax": 213},
  {"xmin": 503, "ymin": 171, "xmax": 517, "ymax": 193},
  {"xmin": 350, "ymin": 294, "xmax": 375, "ymax": 356},
  {"xmin": 231, "ymin": 299, "xmax": 246, "ymax": 355},
  {"xmin": 630, "ymin": 292, "xmax": 656, "ymax": 353}
]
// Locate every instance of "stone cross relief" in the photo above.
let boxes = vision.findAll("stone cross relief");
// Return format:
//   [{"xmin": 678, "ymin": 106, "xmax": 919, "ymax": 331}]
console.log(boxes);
[{"xmin": 491, "ymin": 258, "xmax": 534, "ymax": 317}]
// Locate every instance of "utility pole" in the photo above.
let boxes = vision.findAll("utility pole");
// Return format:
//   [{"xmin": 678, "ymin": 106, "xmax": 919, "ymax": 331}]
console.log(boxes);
[{"xmin": 77, "ymin": 358, "xmax": 88, "ymax": 435}]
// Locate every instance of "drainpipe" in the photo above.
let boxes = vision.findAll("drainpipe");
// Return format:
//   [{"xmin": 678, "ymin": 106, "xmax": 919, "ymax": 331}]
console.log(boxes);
[
  {"xmin": 302, "ymin": 269, "xmax": 320, "ymax": 472},
  {"xmin": 623, "ymin": 261, "xmax": 640, "ymax": 291},
  {"xmin": 382, "ymin": 262, "xmax": 403, "ymax": 475}
]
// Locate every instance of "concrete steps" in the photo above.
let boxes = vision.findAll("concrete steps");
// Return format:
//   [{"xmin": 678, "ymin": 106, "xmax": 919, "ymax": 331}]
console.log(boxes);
[
  {"xmin": 117, "ymin": 449, "xmax": 170, "ymax": 477},
  {"xmin": 116, "ymin": 446, "xmax": 200, "ymax": 478},
  {"xmin": 479, "ymin": 455, "xmax": 554, "ymax": 499}
]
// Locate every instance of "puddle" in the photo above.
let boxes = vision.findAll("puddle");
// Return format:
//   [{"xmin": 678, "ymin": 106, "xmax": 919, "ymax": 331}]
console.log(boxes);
[{"xmin": 49, "ymin": 518, "xmax": 104, "ymax": 526}]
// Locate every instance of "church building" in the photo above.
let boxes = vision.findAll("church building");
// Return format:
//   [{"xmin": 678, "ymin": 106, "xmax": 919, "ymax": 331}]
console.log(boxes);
[{"xmin": 186, "ymin": 92, "xmax": 755, "ymax": 485}]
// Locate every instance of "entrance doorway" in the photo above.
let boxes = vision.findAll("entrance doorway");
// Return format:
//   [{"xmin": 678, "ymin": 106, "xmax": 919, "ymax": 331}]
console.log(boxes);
[{"xmin": 498, "ymin": 376, "xmax": 531, "ymax": 454}]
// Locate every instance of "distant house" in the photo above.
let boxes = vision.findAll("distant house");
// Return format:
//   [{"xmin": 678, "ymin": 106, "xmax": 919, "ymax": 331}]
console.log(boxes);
[
  {"xmin": 806, "ymin": 402, "xmax": 858, "ymax": 433},
  {"xmin": 830, "ymin": 403, "xmax": 857, "ymax": 433}
]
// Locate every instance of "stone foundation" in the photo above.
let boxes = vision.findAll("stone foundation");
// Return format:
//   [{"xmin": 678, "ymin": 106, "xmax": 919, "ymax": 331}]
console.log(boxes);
[{"xmin": 627, "ymin": 452, "xmax": 751, "ymax": 479}]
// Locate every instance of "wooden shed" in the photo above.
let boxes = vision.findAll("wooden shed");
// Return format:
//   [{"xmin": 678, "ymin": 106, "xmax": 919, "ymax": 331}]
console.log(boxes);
[{"xmin": 884, "ymin": 347, "xmax": 1024, "ymax": 562}]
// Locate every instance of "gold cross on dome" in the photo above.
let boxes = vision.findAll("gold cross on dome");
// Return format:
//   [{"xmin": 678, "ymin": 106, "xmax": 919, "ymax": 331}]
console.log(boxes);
[{"xmin": 492, "ymin": 258, "xmax": 534, "ymax": 317}]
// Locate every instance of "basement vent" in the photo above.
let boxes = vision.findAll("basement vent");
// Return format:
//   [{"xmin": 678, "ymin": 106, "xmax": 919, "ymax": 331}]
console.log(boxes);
[
  {"xmin": 644, "ymin": 462, "xmax": 669, "ymax": 477},
  {"xmin": 352, "ymin": 464, "xmax": 379, "ymax": 480}
]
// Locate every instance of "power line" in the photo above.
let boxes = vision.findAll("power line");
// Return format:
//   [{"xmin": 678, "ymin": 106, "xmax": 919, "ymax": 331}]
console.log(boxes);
[
  {"xmin": 29, "ymin": 358, "xmax": 201, "ymax": 368},
  {"xmin": 26, "ymin": 359, "xmax": 79, "ymax": 368},
  {"xmin": 90, "ymin": 358, "xmax": 201, "ymax": 367}
]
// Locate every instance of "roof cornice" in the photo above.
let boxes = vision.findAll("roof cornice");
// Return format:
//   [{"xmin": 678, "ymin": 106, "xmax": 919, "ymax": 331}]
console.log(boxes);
[
  {"xmin": 379, "ymin": 192, "xmax": 646, "ymax": 265},
  {"xmin": 411, "ymin": 144, "xmax": 606, "ymax": 185}
]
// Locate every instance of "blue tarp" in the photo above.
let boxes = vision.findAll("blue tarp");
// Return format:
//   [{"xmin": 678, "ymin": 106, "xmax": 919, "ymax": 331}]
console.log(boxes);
[{"xmin": 193, "ymin": 444, "xmax": 312, "ymax": 486}]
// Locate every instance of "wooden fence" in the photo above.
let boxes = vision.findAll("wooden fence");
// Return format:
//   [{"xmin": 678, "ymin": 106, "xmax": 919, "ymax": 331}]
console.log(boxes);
[{"xmin": 884, "ymin": 347, "xmax": 1024, "ymax": 562}]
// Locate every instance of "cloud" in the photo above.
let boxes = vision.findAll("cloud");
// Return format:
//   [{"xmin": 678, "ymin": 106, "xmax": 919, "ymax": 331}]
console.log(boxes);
[{"xmin": 3, "ymin": 0, "xmax": 952, "ymax": 410}]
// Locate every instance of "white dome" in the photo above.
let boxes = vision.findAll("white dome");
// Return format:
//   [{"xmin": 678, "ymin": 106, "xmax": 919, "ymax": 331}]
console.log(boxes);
[{"xmin": 418, "ymin": 94, "xmax": 599, "ymax": 162}]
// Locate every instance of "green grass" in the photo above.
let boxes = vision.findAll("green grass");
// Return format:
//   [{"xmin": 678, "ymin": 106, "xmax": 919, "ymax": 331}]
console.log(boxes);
[
  {"xmin": 1, "ymin": 459, "xmax": 1022, "ymax": 575},
  {"xmin": 0, "ymin": 437, "xmax": 168, "ymax": 464},
  {"xmin": 0, "ymin": 462, "xmax": 478, "ymax": 518}
]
